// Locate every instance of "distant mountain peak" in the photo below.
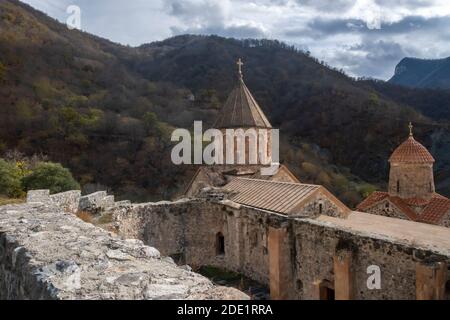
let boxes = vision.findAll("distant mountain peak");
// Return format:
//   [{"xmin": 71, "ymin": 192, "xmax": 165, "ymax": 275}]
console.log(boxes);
[{"xmin": 389, "ymin": 56, "xmax": 450, "ymax": 89}]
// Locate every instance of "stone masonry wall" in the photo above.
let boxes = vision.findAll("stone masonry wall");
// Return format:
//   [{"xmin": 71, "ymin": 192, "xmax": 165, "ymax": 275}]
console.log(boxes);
[
  {"xmin": 0, "ymin": 197, "xmax": 247, "ymax": 300},
  {"xmin": 290, "ymin": 219, "xmax": 447, "ymax": 299},
  {"xmin": 113, "ymin": 199, "xmax": 450, "ymax": 300},
  {"xmin": 364, "ymin": 199, "xmax": 409, "ymax": 221},
  {"xmin": 113, "ymin": 200, "xmax": 271, "ymax": 284}
]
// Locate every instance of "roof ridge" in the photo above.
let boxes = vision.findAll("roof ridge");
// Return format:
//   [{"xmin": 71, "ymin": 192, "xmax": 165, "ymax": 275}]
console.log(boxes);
[{"xmin": 232, "ymin": 177, "xmax": 320, "ymax": 188}]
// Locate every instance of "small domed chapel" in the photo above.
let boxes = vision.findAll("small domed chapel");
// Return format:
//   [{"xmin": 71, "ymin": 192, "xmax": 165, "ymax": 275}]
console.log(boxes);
[{"xmin": 357, "ymin": 123, "xmax": 450, "ymax": 227}]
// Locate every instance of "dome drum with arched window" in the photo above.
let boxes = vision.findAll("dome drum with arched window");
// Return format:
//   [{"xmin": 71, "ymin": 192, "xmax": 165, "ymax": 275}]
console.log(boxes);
[{"xmin": 388, "ymin": 124, "xmax": 435, "ymax": 200}]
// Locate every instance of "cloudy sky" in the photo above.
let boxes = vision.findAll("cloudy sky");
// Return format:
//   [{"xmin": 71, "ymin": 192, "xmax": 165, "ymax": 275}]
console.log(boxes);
[{"xmin": 21, "ymin": 0, "xmax": 450, "ymax": 79}]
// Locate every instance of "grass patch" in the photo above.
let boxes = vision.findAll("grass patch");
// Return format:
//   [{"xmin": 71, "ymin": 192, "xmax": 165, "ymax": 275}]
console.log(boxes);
[
  {"xmin": 198, "ymin": 266, "xmax": 242, "ymax": 282},
  {"xmin": 0, "ymin": 196, "xmax": 25, "ymax": 206},
  {"xmin": 197, "ymin": 266, "xmax": 270, "ymax": 299}
]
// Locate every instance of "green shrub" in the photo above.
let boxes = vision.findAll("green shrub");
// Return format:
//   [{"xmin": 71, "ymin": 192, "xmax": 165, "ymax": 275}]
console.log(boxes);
[
  {"xmin": 0, "ymin": 159, "xmax": 23, "ymax": 198},
  {"xmin": 358, "ymin": 183, "xmax": 377, "ymax": 199},
  {"xmin": 22, "ymin": 162, "xmax": 80, "ymax": 194}
]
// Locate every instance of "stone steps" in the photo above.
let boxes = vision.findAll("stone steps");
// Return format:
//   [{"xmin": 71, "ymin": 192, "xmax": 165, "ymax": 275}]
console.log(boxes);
[{"xmin": 26, "ymin": 190, "xmax": 131, "ymax": 215}]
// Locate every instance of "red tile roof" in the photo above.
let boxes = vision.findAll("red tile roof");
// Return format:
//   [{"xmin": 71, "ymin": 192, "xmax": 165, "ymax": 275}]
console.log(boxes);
[
  {"xmin": 357, "ymin": 191, "xmax": 450, "ymax": 225},
  {"xmin": 356, "ymin": 191, "xmax": 388, "ymax": 211},
  {"xmin": 389, "ymin": 136, "xmax": 435, "ymax": 163},
  {"xmin": 403, "ymin": 197, "xmax": 431, "ymax": 207},
  {"xmin": 420, "ymin": 197, "xmax": 450, "ymax": 224}
]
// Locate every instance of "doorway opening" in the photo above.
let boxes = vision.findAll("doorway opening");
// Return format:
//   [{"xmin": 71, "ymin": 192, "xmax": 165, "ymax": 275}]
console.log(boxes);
[
  {"xmin": 319, "ymin": 280, "xmax": 335, "ymax": 300},
  {"xmin": 216, "ymin": 232, "xmax": 225, "ymax": 255}
]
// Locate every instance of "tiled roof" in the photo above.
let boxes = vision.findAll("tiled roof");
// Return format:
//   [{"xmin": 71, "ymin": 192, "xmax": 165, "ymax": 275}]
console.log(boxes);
[
  {"xmin": 389, "ymin": 136, "xmax": 435, "ymax": 163},
  {"xmin": 388, "ymin": 196, "xmax": 420, "ymax": 221},
  {"xmin": 214, "ymin": 78, "xmax": 272, "ymax": 129},
  {"xmin": 224, "ymin": 178, "xmax": 320, "ymax": 215},
  {"xmin": 421, "ymin": 197, "xmax": 450, "ymax": 224},
  {"xmin": 356, "ymin": 191, "xmax": 389, "ymax": 211},
  {"xmin": 403, "ymin": 197, "xmax": 431, "ymax": 207},
  {"xmin": 357, "ymin": 191, "xmax": 450, "ymax": 225}
]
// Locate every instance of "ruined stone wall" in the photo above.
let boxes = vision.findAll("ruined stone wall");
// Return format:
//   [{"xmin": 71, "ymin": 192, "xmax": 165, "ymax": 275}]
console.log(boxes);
[
  {"xmin": 291, "ymin": 220, "xmax": 426, "ymax": 299},
  {"xmin": 0, "ymin": 196, "xmax": 247, "ymax": 300},
  {"xmin": 114, "ymin": 200, "xmax": 271, "ymax": 284},
  {"xmin": 113, "ymin": 199, "xmax": 450, "ymax": 300}
]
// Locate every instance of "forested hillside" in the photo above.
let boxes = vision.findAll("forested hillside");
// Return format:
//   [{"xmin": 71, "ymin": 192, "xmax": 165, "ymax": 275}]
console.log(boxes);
[{"xmin": 1, "ymin": 0, "xmax": 449, "ymax": 206}]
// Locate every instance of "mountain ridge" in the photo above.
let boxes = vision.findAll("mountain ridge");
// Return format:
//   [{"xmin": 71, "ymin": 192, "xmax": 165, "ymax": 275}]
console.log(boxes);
[{"xmin": 389, "ymin": 56, "xmax": 450, "ymax": 89}]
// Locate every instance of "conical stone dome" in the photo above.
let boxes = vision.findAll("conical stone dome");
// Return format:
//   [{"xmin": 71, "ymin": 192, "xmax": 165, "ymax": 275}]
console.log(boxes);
[{"xmin": 214, "ymin": 77, "xmax": 272, "ymax": 129}]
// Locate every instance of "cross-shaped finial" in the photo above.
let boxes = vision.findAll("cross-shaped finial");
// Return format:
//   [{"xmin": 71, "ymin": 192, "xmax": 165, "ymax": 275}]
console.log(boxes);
[
  {"xmin": 237, "ymin": 58, "xmax": 244, "ymax": 78},
  {"xmin": 408, "ymin": 122, "xmax": 414, "ymax": 137}
]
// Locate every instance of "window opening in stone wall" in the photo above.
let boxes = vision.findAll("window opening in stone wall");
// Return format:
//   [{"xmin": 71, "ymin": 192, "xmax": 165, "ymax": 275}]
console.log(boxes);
[{"xmin": 216, "ymin": 232, "xmax": 225, "ymax": 255}]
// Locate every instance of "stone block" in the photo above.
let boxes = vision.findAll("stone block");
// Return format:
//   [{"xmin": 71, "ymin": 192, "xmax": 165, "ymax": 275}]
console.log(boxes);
[
  {"xmin": 50, "ymin": 190, "xmax": 81, "ymax": 214},
  {"xmin": 26, "ymin": 190, "xmax": 50, "ymax": 204},
  {"xmin": 78, "ymin": 191, "xmax": 107, "ymax": 212}
]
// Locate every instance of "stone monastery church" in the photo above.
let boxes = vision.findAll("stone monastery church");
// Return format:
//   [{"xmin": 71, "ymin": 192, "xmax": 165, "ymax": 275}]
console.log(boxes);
[
  {"xmin": 186, "ymin": 59, "xmax": 450, "ymax": 227},
  {"xmin": 1, "ymin": 60, "xmax": 450, "ymax": 301}
]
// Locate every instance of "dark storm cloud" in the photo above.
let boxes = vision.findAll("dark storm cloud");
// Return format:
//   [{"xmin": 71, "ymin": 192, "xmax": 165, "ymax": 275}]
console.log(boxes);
[
  {"xmin": 331, "ymin": 39, "xmax": 419, "ymax": 79},
  {"xmin": 374, "ymin": 0, "xmax": 434, "ymax": 9},
  {"xmin": 301, "ymin": 15, "xmax": 450, "ymax": 38},
  {"xmin": 294, "ymin": 0, "xmax": 356, "ymax": 12},
  {"xmin": 165, "ymin": 0, "xmax": 266, "ymax": 38},
  {"xmin": 293, "ymin": 0, "xmax": 435, "ymax": 12}
]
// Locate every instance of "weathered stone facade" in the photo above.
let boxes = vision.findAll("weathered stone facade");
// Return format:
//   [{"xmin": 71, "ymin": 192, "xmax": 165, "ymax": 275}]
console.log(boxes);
[
  {"xmin": 389, "ymin": 163, "xmax": 435, "ymax": 200},
  {"xmin": 360, "ymin": 198, "xmax": 409, "ymax": 220},
  {"xmin": 111, "ymin": 197, "xmax": 450, "ymax": 300}
]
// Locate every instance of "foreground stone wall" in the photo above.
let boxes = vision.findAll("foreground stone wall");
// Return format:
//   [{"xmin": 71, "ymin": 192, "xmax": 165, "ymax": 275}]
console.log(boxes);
[{"xmin": 0, "ymin": 198, "xmax": 247, "ymax": 300}]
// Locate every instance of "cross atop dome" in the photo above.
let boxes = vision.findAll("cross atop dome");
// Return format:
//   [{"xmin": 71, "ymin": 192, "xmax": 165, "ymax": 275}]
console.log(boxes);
[
  {"xmin": 409, "ymin": 122, "xmax": 414, "ymax": 137},
  {"xmin": 237, "ymin": 58, "xmax": 244, "ymax": 79}
]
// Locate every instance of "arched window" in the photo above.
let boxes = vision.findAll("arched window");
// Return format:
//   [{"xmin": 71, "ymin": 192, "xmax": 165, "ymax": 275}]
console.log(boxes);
[
  {"xmin": 397, "ymin": 180, "xmax": 400, "ymax": 193},
  {"xmin": 216, "ymin": 232, "xmax": 225, "ymax": 255},
  {"xmin": 319, "ymin": 203, "xmax": 323, "ymax": 214}
]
